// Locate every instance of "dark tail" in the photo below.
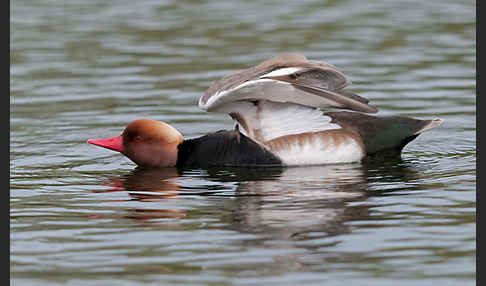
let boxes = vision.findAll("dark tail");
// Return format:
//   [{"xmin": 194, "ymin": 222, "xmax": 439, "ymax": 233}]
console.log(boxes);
[{"xmin": 326, "ymin": 111, "xmax": 443, "ymax": 157}]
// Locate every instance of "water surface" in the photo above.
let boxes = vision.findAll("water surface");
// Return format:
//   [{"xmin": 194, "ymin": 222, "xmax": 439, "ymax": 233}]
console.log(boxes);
[{"xmin": 11, "ymin": 0, "xmax": 475, "ymax": 285}]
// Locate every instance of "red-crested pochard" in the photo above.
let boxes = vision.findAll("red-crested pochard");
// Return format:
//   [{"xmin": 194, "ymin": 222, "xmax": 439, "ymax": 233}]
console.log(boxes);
[{"xmin": 88, "ymin": 54, "xmax": 443, "ymax": 168}]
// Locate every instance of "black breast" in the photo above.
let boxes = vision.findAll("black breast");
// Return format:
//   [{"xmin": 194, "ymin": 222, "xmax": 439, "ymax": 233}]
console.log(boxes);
[{"xmin": 176, "ymin": 130, "xmax": 282, "ymax": 168}]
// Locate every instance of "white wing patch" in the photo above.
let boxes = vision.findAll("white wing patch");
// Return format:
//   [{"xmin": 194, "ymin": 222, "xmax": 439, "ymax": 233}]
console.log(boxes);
[
  {"xmin": 199, "ymin": 79, "xmax": 343, "ymax": 113},
  {"xmin": 221, "ymin": 100, "xmax": 341, "ymax": 143},
  {"xmin": 256, "ymin": 101, "xmax": 341, "ymax": 141},
  {"xmin": 260, "ymin": 67, "xmax": 303, "ymax": 77}
]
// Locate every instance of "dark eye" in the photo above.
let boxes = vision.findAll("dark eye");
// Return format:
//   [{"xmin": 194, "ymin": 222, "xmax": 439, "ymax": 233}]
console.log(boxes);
[{"xmin": 134, "ymin": 135, "xmax": 142, "ymax": 141}]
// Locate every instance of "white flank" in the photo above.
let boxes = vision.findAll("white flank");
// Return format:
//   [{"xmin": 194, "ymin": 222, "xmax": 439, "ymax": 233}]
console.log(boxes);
[{"xmin": 269, "ymin": 134, "xmax": 365, "ymax": 166}]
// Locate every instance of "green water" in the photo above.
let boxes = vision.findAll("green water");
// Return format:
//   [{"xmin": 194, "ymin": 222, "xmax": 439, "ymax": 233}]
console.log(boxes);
[{"xmin": 11, "ymin": 0, "xmax": 475, "ymax": 285}]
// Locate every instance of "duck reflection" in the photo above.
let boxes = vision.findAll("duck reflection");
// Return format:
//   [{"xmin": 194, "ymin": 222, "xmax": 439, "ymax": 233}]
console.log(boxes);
[
  {"xmin": 89, "ymin": 167, "xmax": 184, "ymax": 222},
  {"xmin": 91, "ymin": 157, "xmax": 420, "ymax": 235},
  {"xmin": 89, "ymin": 160, "xmax": 423, "ymax": 274},
  {"xmin": 224, "ymin": 164, "xmax": 369, "ymax": 238},
  {"xmin": 122, "ymin": 167, "xmax": 181, "ymax": 200}
]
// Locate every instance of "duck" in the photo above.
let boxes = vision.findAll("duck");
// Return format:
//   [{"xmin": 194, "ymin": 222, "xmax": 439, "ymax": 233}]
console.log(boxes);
[{"xmin": 88, "ymin": 54, "xmax": 443, "ymax": 168}]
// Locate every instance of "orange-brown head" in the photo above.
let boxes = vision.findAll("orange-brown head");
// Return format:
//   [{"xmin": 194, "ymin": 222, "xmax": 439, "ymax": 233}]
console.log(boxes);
[{"xmin": 87, "ymin": 119, "xmax": 184, "ymax": 168}]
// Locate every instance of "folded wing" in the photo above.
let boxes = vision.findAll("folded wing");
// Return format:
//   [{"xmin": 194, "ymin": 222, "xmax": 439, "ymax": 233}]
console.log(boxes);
[{"xmin": 199, "ymin": 54, "xmax": 378, "ymax": 144}]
